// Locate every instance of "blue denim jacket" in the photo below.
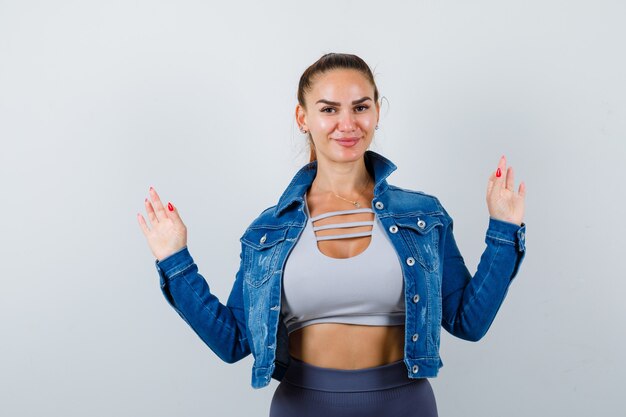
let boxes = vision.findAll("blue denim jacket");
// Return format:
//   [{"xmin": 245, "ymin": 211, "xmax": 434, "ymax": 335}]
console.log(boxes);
[{"xmin": 155, "ymin": 150, "xmax": 526, "ymax": 389}]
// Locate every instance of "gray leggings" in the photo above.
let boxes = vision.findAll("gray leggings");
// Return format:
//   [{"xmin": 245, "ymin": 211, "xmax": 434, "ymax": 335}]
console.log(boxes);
[{"xmin": 269, "ymin": 356, "xmax": 438, "ymax": 417}]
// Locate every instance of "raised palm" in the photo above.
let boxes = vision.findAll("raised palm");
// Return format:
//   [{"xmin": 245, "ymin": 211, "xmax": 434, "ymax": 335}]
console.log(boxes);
[
  {"xmin": 486, "ymin": 155, "xmax": 526, "ymax": 226},
  {"xmin": 137, "ymin": 187, "xmax": 187, "ymax": 261}
]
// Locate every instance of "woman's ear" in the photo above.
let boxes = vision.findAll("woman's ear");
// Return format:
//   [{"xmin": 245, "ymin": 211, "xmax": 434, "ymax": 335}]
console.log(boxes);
[{"xmin": 295, "ymin": 103, "xmax": 307, "ymax": 131}]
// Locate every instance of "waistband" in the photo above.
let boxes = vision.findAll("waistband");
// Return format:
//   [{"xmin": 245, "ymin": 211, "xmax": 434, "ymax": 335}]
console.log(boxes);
[{"xmin": 283, "ymin": 356, "xmax": 413, "ymax": 392}]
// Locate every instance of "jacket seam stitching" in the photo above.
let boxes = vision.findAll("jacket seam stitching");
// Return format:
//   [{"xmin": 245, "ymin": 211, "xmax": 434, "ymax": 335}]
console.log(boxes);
[
  {"xmin": 486, "ymin": 235, "xmax": 516, "ymax": 246},
  {"xmin": 163, "ymin": 262, "xmax": 195, "ymax": 281}
]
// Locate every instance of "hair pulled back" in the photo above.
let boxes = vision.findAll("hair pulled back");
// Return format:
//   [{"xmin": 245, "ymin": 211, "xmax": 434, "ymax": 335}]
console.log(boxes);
[{"xmin": 297, "ymin": 53, "xmax": 380, "ymax": 163}]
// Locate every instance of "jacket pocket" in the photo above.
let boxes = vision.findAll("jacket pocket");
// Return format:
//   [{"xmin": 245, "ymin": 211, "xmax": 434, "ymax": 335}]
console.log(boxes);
[
  {"xmin": 395, "ymin": 214, "xmax": 444, "ymax": 272},
  {"xmin": 241, "ymin": 226, "xmax": 288, "ymax": 287}
]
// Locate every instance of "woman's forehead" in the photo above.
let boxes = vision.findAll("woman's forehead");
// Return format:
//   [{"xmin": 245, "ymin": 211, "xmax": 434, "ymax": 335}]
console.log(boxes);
[{"xmin": 308, "ymin": 69, "xmax": 374, "ymax": 101}]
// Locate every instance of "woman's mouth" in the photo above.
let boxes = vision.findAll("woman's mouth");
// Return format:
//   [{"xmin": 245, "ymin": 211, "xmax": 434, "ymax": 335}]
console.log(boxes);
[{"xmin": 334, "ymin": 137, "xmax": 360, "ymax": 147}]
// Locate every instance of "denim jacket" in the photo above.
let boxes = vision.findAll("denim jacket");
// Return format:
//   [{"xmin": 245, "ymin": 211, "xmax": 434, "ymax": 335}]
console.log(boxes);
[{"xmin": 155, "ymin": 150, "xmax": 527, "ymax": 389}]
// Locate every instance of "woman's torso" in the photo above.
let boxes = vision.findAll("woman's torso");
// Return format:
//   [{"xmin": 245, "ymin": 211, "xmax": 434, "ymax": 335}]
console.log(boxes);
[{"xmin": 285, "ymin": 189, "xmax": 406, "ymax": 369}]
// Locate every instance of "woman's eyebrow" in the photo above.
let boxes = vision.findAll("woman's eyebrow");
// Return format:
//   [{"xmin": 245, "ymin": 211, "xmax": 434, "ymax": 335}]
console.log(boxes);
[{"xmin": 315, "ymin": 97, "xmax": 372, "ymax": 106}]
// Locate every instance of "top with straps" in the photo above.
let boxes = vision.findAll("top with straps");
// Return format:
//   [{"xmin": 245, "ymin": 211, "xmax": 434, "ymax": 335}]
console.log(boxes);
[{"xmin": 281, "ymin": 192, "xmax": 405, "ymax": 335}]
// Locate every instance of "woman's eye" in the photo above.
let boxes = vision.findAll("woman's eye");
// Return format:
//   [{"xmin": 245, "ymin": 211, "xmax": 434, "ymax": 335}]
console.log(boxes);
[
  {"xmin": 321, "ymin": 107, "xmax": 336, "ymax": 113},
  {"xmin": 355, "ymin": 105, "xmax": 369, "ymax": 112}
]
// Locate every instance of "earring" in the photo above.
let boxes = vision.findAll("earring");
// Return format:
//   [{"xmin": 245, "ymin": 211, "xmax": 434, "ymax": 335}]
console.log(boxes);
[
  {"xmin": 375, "ymin": 125, "xmax": 379, "ymax": 130},
  {"xmin": 300, "ymin": 127, "xmax": 308, "ymax": 133}
]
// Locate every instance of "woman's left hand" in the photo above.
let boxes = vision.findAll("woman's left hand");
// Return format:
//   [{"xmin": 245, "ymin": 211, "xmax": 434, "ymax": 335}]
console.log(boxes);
[{"xmin": 486, "ymin": 155, "xmax": 526, "ymax": 226}]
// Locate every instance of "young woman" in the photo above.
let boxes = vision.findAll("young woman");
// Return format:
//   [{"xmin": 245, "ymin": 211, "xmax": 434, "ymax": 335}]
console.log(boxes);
[{"xmin": 137, "ymin": 53, "xmax": 527, "ymax": 417}]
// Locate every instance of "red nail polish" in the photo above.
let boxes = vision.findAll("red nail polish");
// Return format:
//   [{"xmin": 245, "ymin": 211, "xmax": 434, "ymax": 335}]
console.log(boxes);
[
  {"xmin": 168, "ymin": 202, "xmax": 174, "ymax": 211},
  {"xmin": 496, "ymin": 168, "xmax": 501, "ymax": 178}
]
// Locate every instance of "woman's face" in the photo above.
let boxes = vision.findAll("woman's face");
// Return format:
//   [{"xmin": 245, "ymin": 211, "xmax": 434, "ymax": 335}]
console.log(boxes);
[{"xmin": 296, "ymin": 69, "xmax": 380, "ymax": 165}]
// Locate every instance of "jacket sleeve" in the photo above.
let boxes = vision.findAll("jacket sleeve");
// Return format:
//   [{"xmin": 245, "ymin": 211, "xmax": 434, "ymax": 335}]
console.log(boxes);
[
  {"xmin": 437, "ymin": 201, "xmax": 527, "ymax": 342},
  {"xmin": 155, "ymin": 246, "xmax": 251, "ymax": 363}
]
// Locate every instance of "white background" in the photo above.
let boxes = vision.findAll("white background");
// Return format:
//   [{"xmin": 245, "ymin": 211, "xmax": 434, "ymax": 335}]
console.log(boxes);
[{"xmin": 1, "ymin": 0, "xmax": 624, "ymax": 415}]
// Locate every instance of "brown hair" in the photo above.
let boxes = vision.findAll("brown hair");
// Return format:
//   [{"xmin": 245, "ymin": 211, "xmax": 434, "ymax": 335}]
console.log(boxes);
[{"xmin": 297, "ymin": 53, "xmax": 380, "ymax": 163}]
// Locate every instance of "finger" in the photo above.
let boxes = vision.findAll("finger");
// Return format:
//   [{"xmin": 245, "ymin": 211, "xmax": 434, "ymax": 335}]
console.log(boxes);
[
  {"xmin": 145, "ymin": 197, "xmax": 158, "ymax": 225},
  {"xmin": 149, "ymin": 187, "xmax": 169, "ymax": 222},
  {"xmin": 506, "ymin": 166, "xmax": 515, "ymax": 191},
  {"xmin": 166, "ymin": 201, "xmax": 183, "ymax": 225},
  {"xmin": 488, "ymin": 155, "xmax": 505, "ymax": 194},
  {"xmin": 137, "ymin": 213, "xmax": 151, "ymax": 236},
  {"xmin": 518, "ymin": 181, "xmax": 526, "ymax": 198},
  {"xmin": 493, "ymin": 155, "xmax": 507, "ymax": 190}
]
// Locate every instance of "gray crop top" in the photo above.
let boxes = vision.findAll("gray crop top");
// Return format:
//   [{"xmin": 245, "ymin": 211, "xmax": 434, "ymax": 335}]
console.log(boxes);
[{"xmin": 281, "ymin": 193, "xmax": 405, "ymax": 335}]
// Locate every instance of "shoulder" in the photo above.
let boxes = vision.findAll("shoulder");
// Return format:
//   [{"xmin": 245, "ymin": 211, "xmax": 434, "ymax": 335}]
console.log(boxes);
[
  {"xmin": 384, "ymin": 184, "xmax": 446, "ymax": 213},
  {"xmin": 240, "ymin": 202, "xmax": 299, "ymax": 234},
  {"xmin": 246, "ymin": 204, "xmax": 280, "ymax": 228}
]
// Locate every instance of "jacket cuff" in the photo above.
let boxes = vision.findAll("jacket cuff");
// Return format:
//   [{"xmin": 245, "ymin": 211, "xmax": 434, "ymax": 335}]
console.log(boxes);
[
  {"xmin": 486, "ymin": 217, "xmax": 526, "ymax": 253},
  {"xmin": 154, "ymin": 246, "xmax": 194, "ymax": 280}
]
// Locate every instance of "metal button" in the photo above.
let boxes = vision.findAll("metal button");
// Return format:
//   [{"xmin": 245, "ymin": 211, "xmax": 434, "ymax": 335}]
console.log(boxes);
[
  {"xmin": 406, "ymin": 257, "xmax": 415, "ymax": 266},
  {"xmin": 417, "ymin": 219, "xmax": 426, "ymax": 229},
  {"xmin": 413, "ymin": 294, "xmax": 420, "ymax": 303},
  {"xmin": 374, "ymin": 201, "xmax": 384, "ymax": 210},
  {"xmin": 412, "ymin": 365, "xmax": 419, "ymax": 373},
  {"xmin": 412, "ymin": 333, "xmax": 419, "ymax": 342},
  {"xmin": 389, "ymin": 225, "xmax": 398, "ymax": 234},
  {"xmin": 260, "ymin": 234, "xmax": 267, "ymax": 244}
]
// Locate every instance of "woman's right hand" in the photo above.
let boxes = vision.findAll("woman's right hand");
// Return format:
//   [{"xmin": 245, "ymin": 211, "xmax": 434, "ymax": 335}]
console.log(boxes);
[{"xmin": 137, "ymin": 186, "xmax": 188, "ymax": 262}]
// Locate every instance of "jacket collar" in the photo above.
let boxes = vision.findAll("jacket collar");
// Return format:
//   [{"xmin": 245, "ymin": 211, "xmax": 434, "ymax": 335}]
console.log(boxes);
[{"xmin": 275, "ymin": 150, "xmax": 397, "ymax": 217}]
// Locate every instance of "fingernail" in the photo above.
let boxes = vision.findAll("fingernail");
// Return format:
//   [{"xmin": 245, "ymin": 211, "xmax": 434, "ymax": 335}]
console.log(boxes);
[
  {"xmin": 145, "ymin": 198, "xmax": 148, "ymax": 202},
  {"xmin": 168, "ymin": 202, "xmax": 174, "ymax": 211},
  {"xmin": 496, "ymin": 168, "xmax": 501, "ymax": 178}
]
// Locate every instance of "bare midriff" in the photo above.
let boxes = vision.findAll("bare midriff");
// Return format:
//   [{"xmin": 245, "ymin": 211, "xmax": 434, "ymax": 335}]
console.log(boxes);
[{"xmin": 288, "ymin": 323, "xmax": 405, "ymax": 369}]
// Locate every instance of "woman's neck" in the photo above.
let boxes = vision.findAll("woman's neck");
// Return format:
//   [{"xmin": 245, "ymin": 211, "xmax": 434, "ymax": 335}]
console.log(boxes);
[{"xmin": 311, "ymin": 156, "xmax": 372, "ymax": 197}]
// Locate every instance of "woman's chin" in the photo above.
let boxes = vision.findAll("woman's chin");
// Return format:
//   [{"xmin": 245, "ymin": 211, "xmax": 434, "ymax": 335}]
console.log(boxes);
[{"xmin": 328, "ymin": 147, "xmax": 368, "ymax": 163}]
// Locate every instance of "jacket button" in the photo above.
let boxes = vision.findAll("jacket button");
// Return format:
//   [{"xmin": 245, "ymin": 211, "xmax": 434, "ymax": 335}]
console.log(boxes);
[
  {"xmin": 412, "ymin": 365, "xmax": 419, "ymax": 373},
  {"xmin": 413, "ymin": 294, "xmax": 420, "ymax": 303},
  {"xmin": 412, "ymin": 333, "xmax": 419, "ymax": 342},
  {"xmin": 374, "ymin": 201, "xmax": 384, "ymax": 210},
  {"xmin": 406, "ymin": 257, "xmax": 415, "ymax": 266},
  {"xmin": 260, "ymin": 234, "xmax": 267, "ymax": 244},
  {"xmin": 417, "ymin": 219, "xmax": 426, "ymax": 229},
  {"xmin": 389, "ymin": 225, "xmax": 398, "ymax": 234}
]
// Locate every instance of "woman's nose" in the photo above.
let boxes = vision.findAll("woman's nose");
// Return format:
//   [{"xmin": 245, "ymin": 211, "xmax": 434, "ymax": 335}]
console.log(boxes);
[{"xmin": 337, "ymin": 110, "xmax": 356, "ymax": 132}]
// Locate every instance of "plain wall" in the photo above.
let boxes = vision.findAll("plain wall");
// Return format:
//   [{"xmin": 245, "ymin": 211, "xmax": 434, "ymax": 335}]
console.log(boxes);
[{"xmin": 1, "ymin": 0, "xmax": 624, "ymax": 415}]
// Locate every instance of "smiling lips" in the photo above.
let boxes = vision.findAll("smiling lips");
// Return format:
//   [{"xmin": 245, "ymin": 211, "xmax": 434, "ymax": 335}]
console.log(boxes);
[{"xmin": 334, "ymin": 137, "xmax": 360, "ymax": 147}]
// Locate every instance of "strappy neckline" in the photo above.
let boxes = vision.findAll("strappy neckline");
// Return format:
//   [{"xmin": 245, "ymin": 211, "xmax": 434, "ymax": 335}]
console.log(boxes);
[
  {"xmin": 304, "ymin": 192, "xmax": 376, "ymax": 260},
  {"xmin": 309, "ymin": 207, "xmax": 375, "ymax": 222}
]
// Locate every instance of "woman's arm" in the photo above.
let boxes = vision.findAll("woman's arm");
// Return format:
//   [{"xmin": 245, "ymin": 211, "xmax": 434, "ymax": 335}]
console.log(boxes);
[
  {"xmin": 137, "ymin": 187, "xmax": 250, "ymax": 363},
  {"xmin": 156, "ymin": 246, "xmax": 251, "ymax": 363},
  {"xmin": 439, "ymin": 155, "xmax": 527, "ymax": 341}
]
